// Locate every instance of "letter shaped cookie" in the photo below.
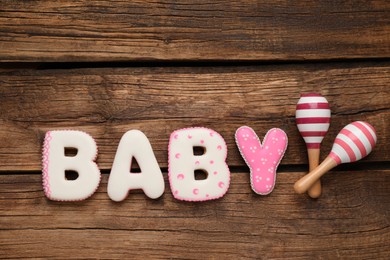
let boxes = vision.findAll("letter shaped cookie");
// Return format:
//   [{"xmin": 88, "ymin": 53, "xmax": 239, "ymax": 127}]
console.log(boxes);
[
  {"xmin": 108, "ymin": 130, "xmax": 164, "ymax": 201},
  {"xmin": 42, "ymin": 130, "xmax": 101, "ymax": 201},
  {"xmin": 168, "ymin": 127, "xmax": 230, "ymax": 201},
  {"xmin": 235, "ymin": 127, "xmax": 288, "ymax": 195}
]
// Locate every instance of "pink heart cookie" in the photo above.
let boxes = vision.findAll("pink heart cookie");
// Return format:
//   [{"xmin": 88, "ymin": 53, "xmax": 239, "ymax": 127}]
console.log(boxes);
[{"xmin": 235, "ymin": 126, "xmax": 288, "ymax": 195}]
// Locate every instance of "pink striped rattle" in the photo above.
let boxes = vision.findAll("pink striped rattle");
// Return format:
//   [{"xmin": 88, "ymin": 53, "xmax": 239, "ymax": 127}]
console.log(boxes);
[
  {"xmin": 296, "ymin": 93, "xmax": 330, "ymax": 198},
  {"xmin": 294, "ymin": 121, "xmax": 377, "ymax": 194}
]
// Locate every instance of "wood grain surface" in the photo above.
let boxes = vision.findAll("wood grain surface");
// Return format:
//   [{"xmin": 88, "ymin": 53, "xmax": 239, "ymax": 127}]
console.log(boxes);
[
  {"xmin": 1, "ymin": 1, "xmax": 389, "ymax": 259},
  {"xmin": 0, "ymin": 171, "xmax": 389, "ymax": 259},
  {"xmin": 1, "ymin": 0, "xmax": 390, "ymax": 62},
  {"xmin": 0, "ymin": 62, "xmax": 388, "ymax": 171}
]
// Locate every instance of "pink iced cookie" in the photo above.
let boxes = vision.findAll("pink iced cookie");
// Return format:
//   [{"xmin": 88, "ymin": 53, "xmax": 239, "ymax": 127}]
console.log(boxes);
[
  {"xmin": 168, "ymin": 127, "xmax": 230, "ymax": 202},
  {"xmin": 235, "ymin": 126, "xmax": 288, "ymax": 195}
]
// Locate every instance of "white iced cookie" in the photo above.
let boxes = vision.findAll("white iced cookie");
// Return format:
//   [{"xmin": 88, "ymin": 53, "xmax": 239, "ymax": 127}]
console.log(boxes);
[
  {"xmin": 107, "ymin": 130, "xmax": 164, "ymax": 201},
  {"xmin": 168, "ymin": 127, "xmax": 230, "ymax": 201},
  {"xmin": 42, "ymin": 130, "xmax": 101, "ymax": 201}
]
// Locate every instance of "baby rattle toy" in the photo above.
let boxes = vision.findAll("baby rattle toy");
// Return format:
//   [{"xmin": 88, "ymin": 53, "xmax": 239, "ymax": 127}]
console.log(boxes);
[
  {"xmin": 296, "ymin": 93, "xmax": 331, "ymax": 198},
  {"xmin": 294, "ymin": 121, "xmax": 376, "ymax": 194}
]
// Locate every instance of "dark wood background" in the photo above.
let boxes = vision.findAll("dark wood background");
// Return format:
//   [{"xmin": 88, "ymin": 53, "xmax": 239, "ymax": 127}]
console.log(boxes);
[{"xmin": 0, "ymin": 1, "xmax": 389, "ymax": 259}]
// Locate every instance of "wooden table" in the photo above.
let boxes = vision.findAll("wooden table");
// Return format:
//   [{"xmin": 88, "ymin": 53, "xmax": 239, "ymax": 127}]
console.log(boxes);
[{"xmin": 0, "ymin": 1, "xmax": 389, "ymax": 259}]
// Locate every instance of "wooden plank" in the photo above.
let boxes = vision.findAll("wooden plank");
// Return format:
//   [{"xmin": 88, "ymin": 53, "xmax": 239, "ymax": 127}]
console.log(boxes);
[
  {"xmin": 0, "ymin": 171, "xmax": 388, "ymax": 259},
  {"xmin": 0, "ymin": 1, "xmax": 389, "ymax": 62},
  {"xmin": 0, "ymin": 63, "xmax": 389, "ymax": 171}
]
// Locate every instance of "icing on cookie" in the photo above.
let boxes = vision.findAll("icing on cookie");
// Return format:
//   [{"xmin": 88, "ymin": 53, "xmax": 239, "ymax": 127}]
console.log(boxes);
[
  {"xmin": 107, "ymin": 130, "xmax": 164, "ymax": 201},
  {"xmin": 235, "ymin": 127, "xmax": 288, "ymax": 195},
  {"xmin": 168, "ymin": 128, "xmax": 230, "ymax": 201},
  {"xmin": 42, "ymin": 130, "xmax": 101, "ymax": 201}
]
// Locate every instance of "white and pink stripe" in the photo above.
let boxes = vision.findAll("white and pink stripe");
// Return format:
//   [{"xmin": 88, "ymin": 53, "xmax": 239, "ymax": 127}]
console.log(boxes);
[
  {"xmin": 296, "ymin": 93, "xmax": 331, "ymax": 149},
  {"xmin": 329, "ymin": 121, "xmax": 377, "ymax": 164}
]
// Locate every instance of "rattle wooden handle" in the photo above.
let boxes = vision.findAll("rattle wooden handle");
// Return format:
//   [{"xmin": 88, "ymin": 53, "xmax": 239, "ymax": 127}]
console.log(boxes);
[
  {"xmin": 294, "ymin": 156, "xmax": 337, "ymax": 194},
  {"xmin": 307, "ymin": 149, "xmax": 321, "ymax": 198}
]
